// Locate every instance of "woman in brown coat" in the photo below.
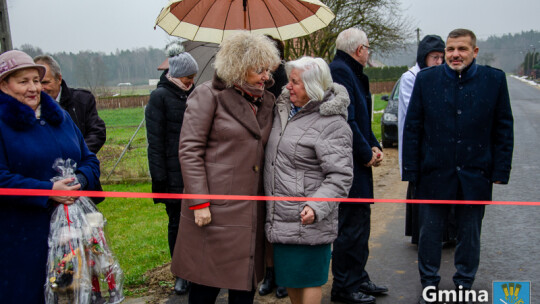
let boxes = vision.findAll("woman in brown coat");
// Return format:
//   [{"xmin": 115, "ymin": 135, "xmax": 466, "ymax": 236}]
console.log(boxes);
[{"xmin": 171, "ymin": 32, "xmax": 280, "ymax": 304}]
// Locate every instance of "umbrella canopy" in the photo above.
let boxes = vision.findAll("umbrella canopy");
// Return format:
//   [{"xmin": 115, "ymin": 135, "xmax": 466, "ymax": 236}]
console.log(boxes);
[
  {"xmin": 158, "ymin": 41, "xmax": 219, "ymax": 86},
  {"xmin": 155, "ymin": 0, "xmax": 335, "ymax": 43}
]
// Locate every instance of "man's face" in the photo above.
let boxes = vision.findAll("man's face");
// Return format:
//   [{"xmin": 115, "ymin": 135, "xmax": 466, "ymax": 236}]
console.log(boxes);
[
  {"xmin": 358, "ymin": 41, "xmax": 370, "ymax": 66},
  {"xmin": 425, "ymin": 51, "xmax": 444, "ymax": 67},
  {"xmin": 445, "ymin": 36, "xmax": 479, "ymax": 72},
  {"xmin": 37, "ymin": 62, "xmax": 62, "ymax": 99}
]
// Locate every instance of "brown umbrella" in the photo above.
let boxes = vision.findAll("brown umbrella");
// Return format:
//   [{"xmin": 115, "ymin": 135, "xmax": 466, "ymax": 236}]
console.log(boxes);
[
  {"xmin": 158, "ymin": 40, "xmax": 219, "ymax": 86},
  {"xmin": 155, "ymin": 0, "xmax": 335, "ymax": 43}
]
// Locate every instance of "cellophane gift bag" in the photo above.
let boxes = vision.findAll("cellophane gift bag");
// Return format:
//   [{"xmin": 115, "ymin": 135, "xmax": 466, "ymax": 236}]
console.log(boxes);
[{"xmin": 45, "ymin": 159, "xmax": 124, "ymax": 304}]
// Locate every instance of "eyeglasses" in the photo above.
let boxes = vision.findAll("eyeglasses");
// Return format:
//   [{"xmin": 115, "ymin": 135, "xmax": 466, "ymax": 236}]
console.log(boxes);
[
  {"xmin": 428, "ymin": 54, "xmax": 444, "ymax": 61},
  {"xmin": 362, "ymin": 44, "xmax": 371, "ymax": 54}
]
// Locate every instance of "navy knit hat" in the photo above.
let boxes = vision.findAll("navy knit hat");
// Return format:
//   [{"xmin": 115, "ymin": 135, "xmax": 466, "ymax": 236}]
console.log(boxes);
[
  {"xmin": 416, "ymin": 35, "xmax": 445, "ymax": 69},
  {"xmin": 169, "ymin": 52, "xmax": 198, "ymax": 78}
]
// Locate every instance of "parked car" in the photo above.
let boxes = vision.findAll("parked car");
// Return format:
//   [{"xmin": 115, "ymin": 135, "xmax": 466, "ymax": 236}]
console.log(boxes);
[{"xmin": 380, "ymin": 78, "xmax": 400, "ymax": 147}]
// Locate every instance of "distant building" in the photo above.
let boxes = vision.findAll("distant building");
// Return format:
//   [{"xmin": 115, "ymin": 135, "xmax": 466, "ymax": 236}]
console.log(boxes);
[{"xmin": 149, "ymin": 79, "xmax": 159, "ymax": 86}]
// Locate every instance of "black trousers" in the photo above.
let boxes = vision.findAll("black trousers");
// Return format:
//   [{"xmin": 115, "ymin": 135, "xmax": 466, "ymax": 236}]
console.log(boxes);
[
  {"xmin": 188, "ymin": 283, "xmax": 256, "ymax": 304},
  {"xmin": 406, "ymin": 182, "xmax": 458, "ymax": 245},
  {"xmin": 165, "ymin": 203, "xmax": 181, "ymax": 257},
  {"xmin": 332, "ymin": 203, "xmax": 371, "ymax": 292},
  {"xmin": 418, "ymin": 202, "xmax": 485, "ymax": 289}
]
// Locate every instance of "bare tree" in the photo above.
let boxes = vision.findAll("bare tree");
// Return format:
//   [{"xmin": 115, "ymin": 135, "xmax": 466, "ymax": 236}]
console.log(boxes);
[
  {"xmin": 477, "ymin": 52, "xmax": 496, "ymax": 66},
  {"xmin": 18, "ymin": 44, "xmax": 44, "ymax": 58},
  {"xmin": 285, "ymin": 0, "xmax": 413, "ymax": 62},
  {"xmin": 74, "ymin": 52, "xmax": 106, "ymax": 95}
]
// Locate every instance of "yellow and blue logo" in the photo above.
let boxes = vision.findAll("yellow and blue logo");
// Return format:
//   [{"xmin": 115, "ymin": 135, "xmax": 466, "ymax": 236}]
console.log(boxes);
[{"xmin": 493, "ymin": 281, "xmax": 530, "ymax": 304}]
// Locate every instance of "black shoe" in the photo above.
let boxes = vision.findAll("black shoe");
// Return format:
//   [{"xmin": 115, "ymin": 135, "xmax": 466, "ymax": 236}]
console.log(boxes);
[
  {"xmin": 258, "ymin": 267, "xmax": 276, "ymax": 296},
  {"xmin": 357, "ymin": 281, "xmax": 388, "ymax": 295},
  {"xmin": 174, "ymin": 277, "xmax": 190, "ymax": 295},
  {"xmin": 276, "ymin": 286, "xmax": 288, "ymax": 298},
  {"xmin": 331, "ymin": 290, "xmax": 376, "ymax": 304}
]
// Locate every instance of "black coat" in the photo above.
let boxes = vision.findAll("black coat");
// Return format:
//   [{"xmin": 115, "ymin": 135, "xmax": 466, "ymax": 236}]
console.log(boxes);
[
  {"xmin": 267, "ymin": 61, "xmax": 288, "ymax": 99},
  {"xmin": 59, "ymin": 80, "xmax": 106, "ymax": 154},
  {"xmin": 59, "ymin": 80, "xmax": 106, "ymax": 203},
  {"xmin": 330, "ymin": 50, "xmax": 382, "ymax": 199},
  {"xmin": 402, "ymin": 61, "xmax": 514, "ymax": 200},
  {"xmin": 145, "ymin": 71, "xmax": 193, "ymax": 204}
]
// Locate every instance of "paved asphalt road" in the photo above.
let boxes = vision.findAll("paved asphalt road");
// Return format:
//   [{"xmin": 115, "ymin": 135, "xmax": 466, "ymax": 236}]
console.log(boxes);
[{"xmin": 126, "ymin": 77, "xmax": 539, "ymax": 304}]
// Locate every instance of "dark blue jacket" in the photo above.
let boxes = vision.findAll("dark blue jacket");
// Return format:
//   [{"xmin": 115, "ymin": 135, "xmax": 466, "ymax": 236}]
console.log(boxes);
[
  {"xmin": 0, "ymin": 91, "xmax": 100, "ymax": 303},
  {"xmin": 330, "ymin": 50, "xmax": 381, "ymax": 199},
  {"xmin": 402, "ymin": 60, "xmax": 514, "ymax": 200}
]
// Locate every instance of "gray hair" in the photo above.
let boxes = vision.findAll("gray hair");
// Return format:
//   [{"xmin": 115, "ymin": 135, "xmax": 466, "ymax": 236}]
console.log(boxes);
[
  {"xmin": 335, "ymin": 28, "xmax": 368, "ymax": 55},
  {"xmin": 286, "ymin": 56, "xmax": 333, "ymax": 101},
  {"xmin": 33, "ymin": 55, "xmax": 62, "ymax": 80}
]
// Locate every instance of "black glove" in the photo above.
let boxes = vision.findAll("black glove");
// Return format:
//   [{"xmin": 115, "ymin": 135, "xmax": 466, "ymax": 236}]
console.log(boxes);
[{"xmin": 76, "ymin": 173, "xmax": 88, "ymax": 190}]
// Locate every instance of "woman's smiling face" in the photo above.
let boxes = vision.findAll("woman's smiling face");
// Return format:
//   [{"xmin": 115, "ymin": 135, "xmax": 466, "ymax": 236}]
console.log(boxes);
[
  {"xmin": 246, "ymin": 67, "xmax": 271, "ymax": 88},
  {"xmin": 286, "ymin": 68, "xmax": 309, "ymax": 107},
  {"xmin": 0, "ymin": 68, "xmax": 42, "ymax": 110}
]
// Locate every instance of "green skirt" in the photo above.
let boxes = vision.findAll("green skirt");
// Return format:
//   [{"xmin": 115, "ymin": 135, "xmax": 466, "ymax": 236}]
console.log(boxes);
[{"xmin": 273, "ymin": 243, "xmax": 331, "ymax": 288}]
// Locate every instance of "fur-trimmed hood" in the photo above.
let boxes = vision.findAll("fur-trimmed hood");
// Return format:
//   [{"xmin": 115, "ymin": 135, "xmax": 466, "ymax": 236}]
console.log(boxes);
[
  {"xmin": 276, "ymin": 82, "xmax": 350, "ymax": 120},
  {"xmin": 0, "ymin": 90, "xmax": 64, "ymax": 130}
]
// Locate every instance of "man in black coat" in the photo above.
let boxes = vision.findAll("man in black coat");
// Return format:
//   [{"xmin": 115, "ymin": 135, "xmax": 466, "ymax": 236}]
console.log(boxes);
[
  {"xmin": 34, "ymin": 55, "xmax": 106, "ymax": 205},
  {"xmin": 34, "ymin": 55, "xmax": 106, "ymax": 154},
  {"xmin": 329, "ymin": 28, "xmax": 387, "ymax": 304},
  {"xmin": 402, "ymin": 29, "xmax": 514, "ymax": 304}
]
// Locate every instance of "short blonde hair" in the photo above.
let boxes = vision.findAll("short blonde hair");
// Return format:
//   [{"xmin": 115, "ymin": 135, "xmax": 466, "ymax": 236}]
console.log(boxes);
[
  {"xmin": 214, "ymin": 31, "xmax": 280, "ymax": 87},
  {"xmin": 286, "ymin": 56, "xmax": 333, "ymax": 101}
]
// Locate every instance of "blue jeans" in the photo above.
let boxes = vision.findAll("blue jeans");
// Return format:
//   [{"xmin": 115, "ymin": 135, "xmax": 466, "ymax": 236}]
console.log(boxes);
[{"xmin": 418, "ymin": 203, "xmax": 485, "ymax": 289}]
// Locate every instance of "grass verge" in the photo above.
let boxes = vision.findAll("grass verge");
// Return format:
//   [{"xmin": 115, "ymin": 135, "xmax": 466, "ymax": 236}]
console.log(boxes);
[
  {"xmin": 98, "ymin": 183, "xmax": 170, "ymax": 293},
  {"xmin": 98, "ymin": 107, "xmax": 148, "ymax": 182}
]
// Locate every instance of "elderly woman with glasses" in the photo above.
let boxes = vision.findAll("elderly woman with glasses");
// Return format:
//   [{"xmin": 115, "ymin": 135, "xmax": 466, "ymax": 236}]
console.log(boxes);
[
  {"xmin": 0, "ymin": 50, "xmax": 100, "ymax": 303},
  {"xmin": 264, "ymin": 56, "xmax": 353, "ymax": 304},
  {"xmin": 170, "ymin": 31, "xmax": 280, "ymax": 304}
]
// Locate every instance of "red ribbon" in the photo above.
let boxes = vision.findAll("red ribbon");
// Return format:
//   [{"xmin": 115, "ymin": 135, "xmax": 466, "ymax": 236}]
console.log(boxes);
[
  {"xmin": 63, "ymin": 204, "xmax": 75, "ymax": 255},
  {"xmin": 0, "ymin": 188, "xmax": 538, "ymax": 206}
]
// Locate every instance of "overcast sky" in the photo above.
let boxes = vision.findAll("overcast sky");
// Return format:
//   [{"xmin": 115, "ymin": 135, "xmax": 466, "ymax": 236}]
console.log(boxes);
[{"xmin": 6, "ymin": 0, "xmax": 540, "ymax": 54}]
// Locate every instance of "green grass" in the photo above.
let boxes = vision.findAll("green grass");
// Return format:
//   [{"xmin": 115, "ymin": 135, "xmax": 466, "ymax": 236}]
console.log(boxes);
[
  {"xmin": 372, "ymin": 93, "xmax": 387, "ymax": 141},
  {"xmin": 97, "ymin": 108, "xmax": 170, "ymax": 292},
  {"xmin": 98, "ymin": 183, "xmax": 169, "ymax": 289},
  {"xmin": 99, "ymin": 108, "xmax": 145, "ymax": 127},
  {"xmin": 98, "ymin": 107, "xmax": 148, "ymax": 182}
]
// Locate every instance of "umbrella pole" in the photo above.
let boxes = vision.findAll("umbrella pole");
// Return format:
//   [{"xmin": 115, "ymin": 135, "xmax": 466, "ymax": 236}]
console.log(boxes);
[{"xmin": 243, "ymin": 0, "xmax": 247, "ymax": 29}]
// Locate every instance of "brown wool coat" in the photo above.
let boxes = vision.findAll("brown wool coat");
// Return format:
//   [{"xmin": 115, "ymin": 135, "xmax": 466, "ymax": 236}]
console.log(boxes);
[{"xmin": 170, "ymin": 75, "xmax": 274, "ymax": 291}]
